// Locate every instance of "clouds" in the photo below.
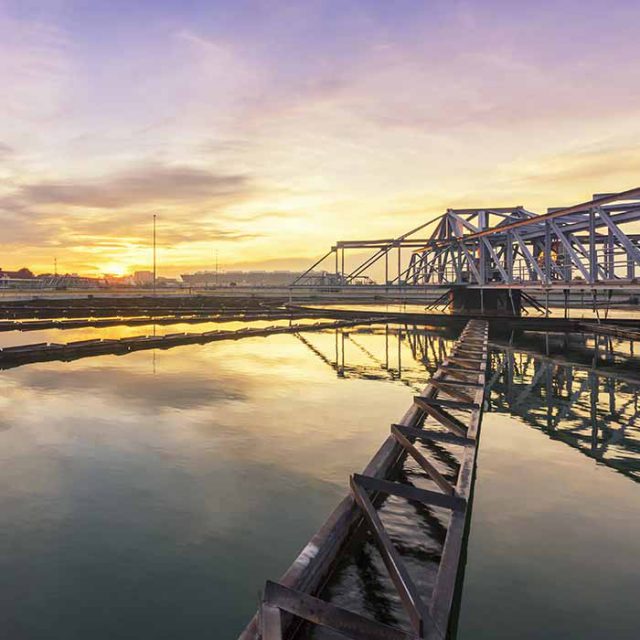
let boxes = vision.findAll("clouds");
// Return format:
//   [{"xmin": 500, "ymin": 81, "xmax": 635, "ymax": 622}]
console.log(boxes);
[
  {"xmin": 18, "ymin": 164, "xmax": 255, "ymax": 209},
  {"xmin": 0, "ymin": 157, "xmax": 292, "ymax": 273},
  {"xmin": 0, "ymin": 142, "xmax": 14, "ymax": 158},
  {"xmin": 10, "ymin": 361, "xmax": 250, "ymax": 411},
  {"xmin": 0, "ymin": 15, "xmax": 72, "ymax": 120},
  {"xmin": 0, "ymin": 1, "xmax": 640, "ymax": 275},
  {"xmin": 499, "ymin": 140, "xmax": 640, "ymax": 198}
]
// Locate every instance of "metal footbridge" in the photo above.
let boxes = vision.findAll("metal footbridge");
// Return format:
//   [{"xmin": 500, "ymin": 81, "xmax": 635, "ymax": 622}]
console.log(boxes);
[{"xmin": 293, "ymin": 188, "xmax": 640, "ymax": 305}]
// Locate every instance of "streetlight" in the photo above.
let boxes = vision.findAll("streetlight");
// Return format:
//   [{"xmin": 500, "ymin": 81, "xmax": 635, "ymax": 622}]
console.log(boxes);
[{"xmin": 152, "ymin": 213, "xmax": 157, "ymax": 296}]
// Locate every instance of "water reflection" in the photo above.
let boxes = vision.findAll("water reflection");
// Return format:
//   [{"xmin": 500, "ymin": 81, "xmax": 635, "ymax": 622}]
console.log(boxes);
[
  {"xmin": 1, "ymin": 322, "xmax": 639, "ymax": 639},
  {"xmin": 293, "ymin": 325, "xmax": 456, "ymax": 391},
  {"xmin": 291, "ymin": 324, "xmax": 640, "ymax": 640},
  {"xmin": 0, "ymin": 317, "xmax": 328, "ymax": 350},
  {"xmin": 297, "ymin": 325, "xmax": 640, "ymax": 483},
  {"xmin": 486, "ymin": 343, "xmax": 640, "ymax": 482},
  {"xmin": 0, "ymin": 331, "xmax": 419, "ymax": 640}
]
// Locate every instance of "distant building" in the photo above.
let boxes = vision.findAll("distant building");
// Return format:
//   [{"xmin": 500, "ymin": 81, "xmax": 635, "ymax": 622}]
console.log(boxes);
[
  {"xmin": 180, "ymin": 269, "xmax": 336, "ymax": 287},
  {"xmin": 156, "ymin": 276, "xmax": 180, "ymax": 288},
  {"xmin": 133, "ymin": 270, "xmax": 154, "ymax": 286},
  {"xmin": 0, "ymin": 267, "xmax": 35, "ymax": 279},
  {"xmin": 0, "ymin": 266, "xmax": 109, "ymax": 289},
  {"xmin": 0, "ymin": 267, "xmax": 39, "ymax": 288},
  {"xmin": 104, "ymin": 274, "xmax": 134, "ymax": 287}
]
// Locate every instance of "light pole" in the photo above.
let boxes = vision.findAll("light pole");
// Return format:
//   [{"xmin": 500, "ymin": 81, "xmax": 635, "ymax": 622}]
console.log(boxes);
[{"xmin": 152, "ymin": 213, "xmax": 157, "ymax": 295}]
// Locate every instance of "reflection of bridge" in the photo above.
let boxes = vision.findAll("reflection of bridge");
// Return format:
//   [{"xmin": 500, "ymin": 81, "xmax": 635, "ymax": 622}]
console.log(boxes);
[
  {"xmin": 296, "ymin": 324, "xmax": 640, "ymax": 482},
  {"xmin": 486, "ymin": 342, "xmax": 640, "ymax": 482},
  {"xmin": 293, "ymin": 188, "xmax": 640, "ymax": 313},
  {"xmin": 294, "ymin": 326, "xmax": 456, "ymax": 391},
  {"xmin": 244, "ymin": 320, "xmax": 640, "ymax": 640}
]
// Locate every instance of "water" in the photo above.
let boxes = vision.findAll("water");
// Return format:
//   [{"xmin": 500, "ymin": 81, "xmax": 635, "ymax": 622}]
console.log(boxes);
[
  {"xmin": 0, "ymin": 317, "xmax": 326, "ymax": 349},
  {"xmin": 0, "ymin": 323, "xmax": 639, "ymax": 639},
  {"xmin": 310, "ymin": 301, "xmax": 640, "ymax": 320},
  {"xmin": 457, "ymin": 413, "xmax": 640, "ymax": 639}
]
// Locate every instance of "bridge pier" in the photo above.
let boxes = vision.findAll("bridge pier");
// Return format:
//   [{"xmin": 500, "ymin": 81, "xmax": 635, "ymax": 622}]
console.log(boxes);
[{"xmin": 450, "ymin": 287, "xmax": 521, "ymax": 316}]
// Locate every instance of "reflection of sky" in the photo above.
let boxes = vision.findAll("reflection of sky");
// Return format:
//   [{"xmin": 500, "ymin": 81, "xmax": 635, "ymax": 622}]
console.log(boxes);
[
  {"xmin": 2, "ymin": 1, "xmax": 640, "ymax": 275},
  {"xmin": 0, "ymin": 332, "xmax": 417, "ymax": 638},
  {"xmin": 305, "ymin": 328, "xmax": 640, "ymax": 639},
  {"xmin": 1, "ymin": 326, "xmax": 640, "ymax": 638},
  {"xmin": 0, "ymin": 317, "xmax": 330, "ymax": 348},
  {"xmin": 458, "ymin": 413, "xmax": 640, "ymax": 639}
]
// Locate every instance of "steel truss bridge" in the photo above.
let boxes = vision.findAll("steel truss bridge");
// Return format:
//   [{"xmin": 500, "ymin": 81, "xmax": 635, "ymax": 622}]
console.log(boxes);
[{"xmin": 293, "ymin": 187, "xmax": 640, "ymax": 292}]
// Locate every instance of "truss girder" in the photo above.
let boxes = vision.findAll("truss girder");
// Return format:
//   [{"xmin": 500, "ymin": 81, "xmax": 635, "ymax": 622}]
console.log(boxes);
[
  {"xmin": 413, "ymin": 200, "xmax": 640, "ymax": 287},
  {"xmin": 293, "ymin": 189, "xmax": 640, "ymax": 289}
]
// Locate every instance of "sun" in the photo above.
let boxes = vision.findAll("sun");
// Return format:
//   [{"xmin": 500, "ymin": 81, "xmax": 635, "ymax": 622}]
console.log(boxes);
[{"xmin": 101, "ymin": 264, "xmax": 129, "ymax": 277}]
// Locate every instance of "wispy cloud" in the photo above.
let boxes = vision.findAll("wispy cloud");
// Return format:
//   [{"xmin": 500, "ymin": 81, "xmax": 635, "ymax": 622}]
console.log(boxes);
[
  {"xmin": 496, "ymin": 139, "xmax": 640, "ymax": 203},
  {"xmin": 17, "ymin": 163, "xmax": 255, "ymax": 209},
  {"xmin": 0, "ymin": 141, "xmax": 14, "ymax": 158},
  {"xmin": 1, "ymin": 1, "xmax": 640, "ymax": 274}
]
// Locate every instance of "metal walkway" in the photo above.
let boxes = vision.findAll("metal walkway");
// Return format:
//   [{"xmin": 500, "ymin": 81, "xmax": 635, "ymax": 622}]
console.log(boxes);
[{"xmin": 239, "ymin": 320, "xmax": 489, "ymax": 640}]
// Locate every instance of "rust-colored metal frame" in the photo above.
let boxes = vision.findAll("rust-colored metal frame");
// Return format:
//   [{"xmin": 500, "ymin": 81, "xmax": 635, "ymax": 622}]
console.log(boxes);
[{"xmin": 241, "ymin": 320, "xmax": 489, "ymax": 640}]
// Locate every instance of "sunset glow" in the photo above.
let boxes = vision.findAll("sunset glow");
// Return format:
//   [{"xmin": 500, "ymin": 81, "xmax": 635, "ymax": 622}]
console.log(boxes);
[
  {"xmin": 1, "ymin": 0, "xmax": 639, "ymax": 277},
  {"xmin": 101, "ymin": 264, "xmax": 130, "ymax": 277}
]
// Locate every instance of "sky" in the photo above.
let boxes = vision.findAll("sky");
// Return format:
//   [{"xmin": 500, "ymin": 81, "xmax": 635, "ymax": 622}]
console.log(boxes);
[{"xmin": 1, "ymin": 0, "xmax": 639, "ymax": 277}]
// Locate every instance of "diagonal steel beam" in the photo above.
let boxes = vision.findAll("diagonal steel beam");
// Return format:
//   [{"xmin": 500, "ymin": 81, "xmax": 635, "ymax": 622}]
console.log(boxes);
[
  {"xmin": 349, "ymin": 476, "xmax": 439, "ymax": 638},
  {"xmin": 512, "ymin": 230, "xmax": 546, "ymax": 281},
  {"xmin": 459, "ymin": 241, "xmax": 482, "ymax": 283},
  {"xmin": 263, "ymin": 581, "xmax": 418, "ymax": 640},
  {"xmin": 598, "ymin": 207, "xmax": 640, "ymax": 267},
  {"xmin": 549, "ymin": 220, "xmax": 591, "ymax": 281},
  {"xmin": 481, "ymin": 237, "xmax": 509, "ymax": 282},
  {"xmin": 446, "ymin": 210, "xmax": 480, "ymax": 236}
]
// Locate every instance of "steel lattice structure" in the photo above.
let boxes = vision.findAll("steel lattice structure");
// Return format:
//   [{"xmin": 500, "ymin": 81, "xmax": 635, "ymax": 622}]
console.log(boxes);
[{"xmin": 294, "ymin": 187, "xmax": 640, "ymax": 290}]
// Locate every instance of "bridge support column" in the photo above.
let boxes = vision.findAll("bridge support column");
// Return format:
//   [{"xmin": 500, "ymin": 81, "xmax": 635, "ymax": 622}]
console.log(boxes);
[{"xmin": 449, "ymin": 288, "xmax": 521, "ymax": 316}]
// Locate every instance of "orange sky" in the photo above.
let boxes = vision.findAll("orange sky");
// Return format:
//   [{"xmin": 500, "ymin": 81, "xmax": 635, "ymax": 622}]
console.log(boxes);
[{"xmin": 1, "ymin": 1, "xmax": 639, "ymax": 277}]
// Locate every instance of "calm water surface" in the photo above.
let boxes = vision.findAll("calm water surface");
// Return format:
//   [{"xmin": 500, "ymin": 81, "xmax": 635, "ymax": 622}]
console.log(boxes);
[
  {"xmin": 0, "ymin": 317, "xmax": 326, "ymax": 349},
  {"xmin": 1, "ymin": 323, "xmax": 639, "ymax": 639}
]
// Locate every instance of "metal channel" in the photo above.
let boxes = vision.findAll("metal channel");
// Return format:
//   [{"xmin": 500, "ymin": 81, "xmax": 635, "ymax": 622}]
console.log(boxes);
[{"xmin": 240, "ymin": 319, "xmax": 489, "ymax": 640}]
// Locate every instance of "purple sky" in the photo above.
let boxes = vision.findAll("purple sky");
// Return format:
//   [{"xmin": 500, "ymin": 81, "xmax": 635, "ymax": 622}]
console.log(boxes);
[{"xmin": 1, "ymin": 0, "xmax": 639, "ymax": 275}]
